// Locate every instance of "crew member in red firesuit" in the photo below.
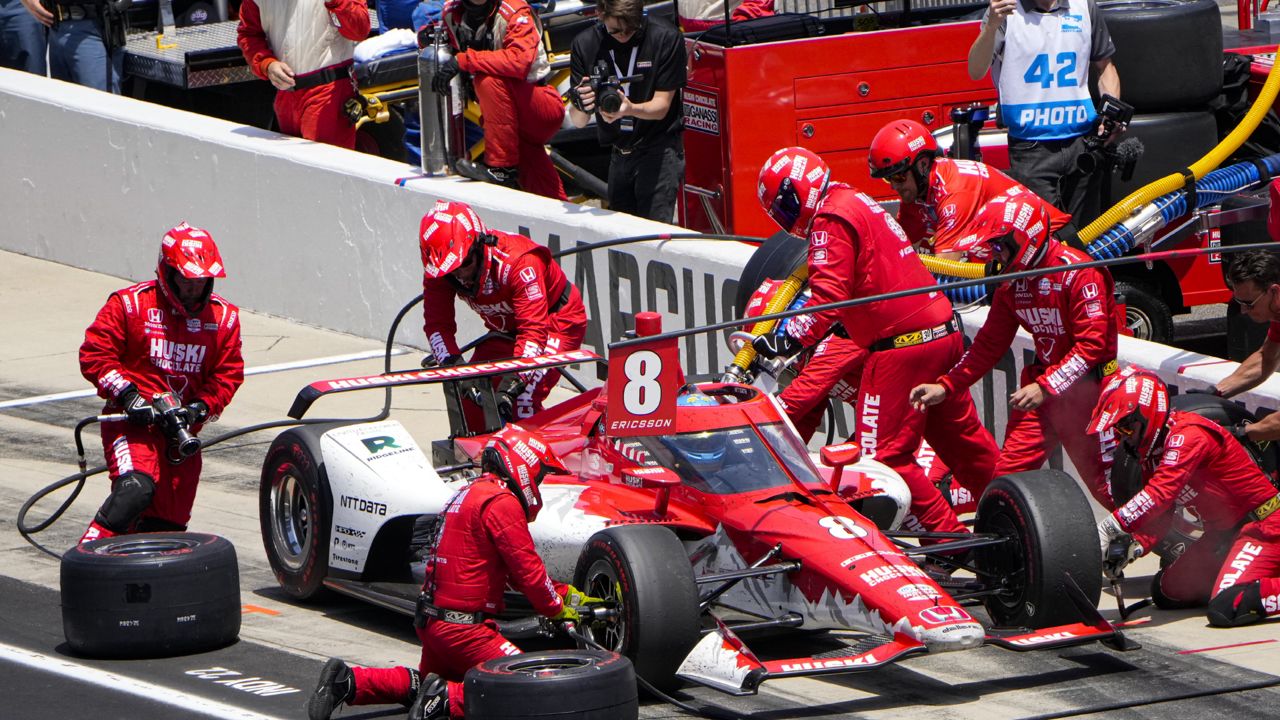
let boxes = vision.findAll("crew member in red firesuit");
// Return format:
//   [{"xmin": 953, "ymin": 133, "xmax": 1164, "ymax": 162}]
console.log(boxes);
[
  {"xmin": 420, "ymin": 200, "xmax": 586, "ymax": 427},
  {"xmin": 306, "ymin": 424, "xmax": 600, "ymax": 720},
  {"xmin": 868, "ymin": 118, "xmax": 1073, "ymax": 258},
  {"xmin": 752, "ymin": 146, "xmax": 999, "ymax": 539},
  {"xmin": 909, "ymin": 192, "xmax": 1119, "ymax": 506},
  {"xmin": 431, "ymin": 0, "xmax": 568, "ymax": 200},
  {"xmin": 236, "ymin": 0, "xmax": 370, "ymax": 149},
  {"xmin": 1090, "ymin": 367, "xmax": 1280, "ymax": 627},
  {"xmin": 78, "ymin": 223, "xmax": 244, "ymax": 544},
  {"xmin": 677, "ymin": 0, "xmax": 774, "ymax": 32}
]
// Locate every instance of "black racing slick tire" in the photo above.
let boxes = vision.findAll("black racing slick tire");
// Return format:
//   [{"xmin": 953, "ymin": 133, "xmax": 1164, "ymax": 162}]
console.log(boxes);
[
  {"xmin": 1098, "ymin": 0, "xmax": 1223, "ymax": 113},
  {"xmin": 572, "ymin": 525, "xmax": 700, "ymax": 692},
  {"xmin": 975, "ymin": 471, "xmax": 1103, "ymax": 628},
  {"xmin": 61, "ymin": 533, "xmax": 240, "ymax": 658},
  {"xmin": 260, "ymin": 425, "xmax": 336, "ymax": 600},
  {"xmin": 1100, "ymin": 111, "xmax": 1219, "ymax": 207},
  {"xmin": 354, "ymin": 109, "xmax": 408, "ymax": 162},
  {"xmin": 1172, "ymin": 393, "xmax": 1278, "ymax": 480},
  {"xmin": 1115, "ymin": 280, "xmax": 1174, "ymax": 343},
  {"xmin": 464, "ymin": 649, "xmax": 639, "ymax": 720},
  {"xmin": 734, "ymin": 230, "xmax": 809, "ymax": 316}
]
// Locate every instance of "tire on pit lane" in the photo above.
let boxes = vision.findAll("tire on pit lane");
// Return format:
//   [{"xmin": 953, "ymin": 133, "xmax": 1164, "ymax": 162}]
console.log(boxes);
[
  {"xmin": 61, "ymin": 532, "xmax": 240, "ymax": 658},
  {"xmin": 734, "ymin": 230, "xmax": 809, "ymax": 316},
  {"xmin": 1098, "ymin": 0, "xmax": 1223, "ymax": 113},
  {"xmin": 974, "ymin": 470, "xmax": 1103, "ymax": 628},
  {"xmin": 464, "ymin": 648, "xmax": 639, "ymax": 720},
  {"xmin": 572, "ymin": 525, "xmax": 700, "ymax": 693},
  {"xmin": 1171, "ymin": 392, "xmax": 1278, "ymax": 479}
]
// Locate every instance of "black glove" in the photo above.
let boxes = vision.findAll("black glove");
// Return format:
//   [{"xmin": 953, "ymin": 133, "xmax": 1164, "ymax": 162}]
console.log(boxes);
[
  {"xmin": 120, "ymin": 387, "xmax": 157, "ymax": 426},
  {"xmin": 422, "ymin": 353, "xmax": 465, "ymax": 369},
  {"xmin": 496, "ymin": 376, "xmax": 527, "ymax": 421},
  {"xmin": 431, "ymin": 57, "xmax": 460, "ymax": 95},
  {"xmin": 752, "ymin": 332, "xmax": 803, "ymax": 360},
  {"xmin": 1185, "ymin": 387, "xmax": 1223, "ymax": 397},
  {"xmin": 182, "ymin": 400, "xmax": 209, "ymax": 425},
  {"xmin": 1229, "ymin": 422, "xmax": 1251, "ymax": 442}
]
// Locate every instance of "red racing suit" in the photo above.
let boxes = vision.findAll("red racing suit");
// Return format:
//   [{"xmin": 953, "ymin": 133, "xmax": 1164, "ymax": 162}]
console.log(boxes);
[
  {"xmin": 679, "ymin": 0, "xmax": 775, "ymax": 31},
  {"xmin": 423, "ymin": 229, "xmax": 586, "ymax": 422},
  {"xmin": 938, "ymin": 242, "xmax": 1118, "ymax": 505},
  {"xmin": 1108, "ymin": 413, "xmax": 1280, "ymax": 618},
  {"xmin": 442, "ymin": 0, "xmax": 567, "ymax": 200},
  {"xmin": 237, "ymin": 0, "xmax": 370, "ymax": 149},
  {"xmin": 349, "ymin": 478, "xmax": 566, "ymax": 717},
  {"xmin": 79, "ymin": 281, "xmax": 244, "ymax": 529},
  {"xmin": 898, "ymin": 159, "xmax": 1071, "ymax": 256},
  {"xmin": 783, "ymin": 184, "xmax": 999, "ymax": 536}
]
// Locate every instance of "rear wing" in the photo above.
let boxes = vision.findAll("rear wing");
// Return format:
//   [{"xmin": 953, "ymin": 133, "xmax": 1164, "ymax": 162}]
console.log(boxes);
[{"xmin": 287, "ymin": 349, "xmax": 603, "ymax": 419}]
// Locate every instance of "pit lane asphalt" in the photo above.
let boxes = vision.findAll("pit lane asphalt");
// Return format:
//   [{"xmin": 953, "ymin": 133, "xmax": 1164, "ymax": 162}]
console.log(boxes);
[{"xmin": 4, "ymin": 250, "xmax": 1280, "ymax": 720}]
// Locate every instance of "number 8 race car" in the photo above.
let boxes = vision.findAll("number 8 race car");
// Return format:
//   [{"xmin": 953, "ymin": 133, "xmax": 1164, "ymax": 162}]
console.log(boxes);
[{"xmin": 259, "ymin": 329, "xmax": 1132, "ymax": 696}]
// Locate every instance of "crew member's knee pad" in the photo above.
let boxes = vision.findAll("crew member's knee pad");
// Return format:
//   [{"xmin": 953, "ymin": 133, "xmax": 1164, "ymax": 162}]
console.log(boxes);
[
  {"xmin": 134, "ymin": 516, "xmax": 186, "ymax": 533},
  {"xmin": 94, "ymin": 471, "xmax": 156, "ymax": 532},
  {"xmin": 1207, "ymin": 581, "xmax": 1265, "ymax": 627},
  {"xmin": 1150, "ymin": 569, "xmax": 1202, "ymax": 610}
]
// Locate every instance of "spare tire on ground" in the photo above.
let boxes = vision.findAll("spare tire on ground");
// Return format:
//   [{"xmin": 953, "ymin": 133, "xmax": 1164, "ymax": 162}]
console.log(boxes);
[
  {"xmin": 1098, "ymin": 0, "xmax": 1223, "ymax": 113},
  {"xmin": 464, "ymin": 648, "xmax": 638, "ymax": 720},
  {"xmin": 61, "ymin": 532, "xmax": 240, "ymax": 658}
]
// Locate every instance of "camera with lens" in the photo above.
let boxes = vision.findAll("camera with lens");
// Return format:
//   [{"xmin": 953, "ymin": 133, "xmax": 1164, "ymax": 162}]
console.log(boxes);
[
  {"xmin": 586, "ymin": 60, "xmax": 640, "ymax": 115},
  {"xmin": 152, "ymin": 391, "xmax": 202, "ymax": 463},
  {"xmin": 1076, "ymin": 94, "xmax": 1142, "ymax": 179}
]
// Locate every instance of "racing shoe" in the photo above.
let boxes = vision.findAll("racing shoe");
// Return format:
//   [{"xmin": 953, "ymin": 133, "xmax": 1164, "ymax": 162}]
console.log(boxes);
[
  {"xmin": 454, "ymin": 158, "xmax": 520, "ymax": 190},
  {"xmin": 307, "ymin": 658, "xmax": 354, "ymax": 720},
  {"xmin": 408, "ymin": 672, "xmax": 449, "ymax": 720}
]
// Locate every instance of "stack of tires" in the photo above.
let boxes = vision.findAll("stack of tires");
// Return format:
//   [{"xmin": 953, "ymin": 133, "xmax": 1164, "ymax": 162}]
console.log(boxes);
[{"xmin": 1097, "ymin": 0, "xmax": 1225, "ymax": 343}]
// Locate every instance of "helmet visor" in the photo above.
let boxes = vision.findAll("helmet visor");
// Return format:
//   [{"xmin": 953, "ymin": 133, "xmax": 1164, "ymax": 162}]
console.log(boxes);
[{"xmin": 768, "ymin": 178, "xmax": 802, "ymax": 231}]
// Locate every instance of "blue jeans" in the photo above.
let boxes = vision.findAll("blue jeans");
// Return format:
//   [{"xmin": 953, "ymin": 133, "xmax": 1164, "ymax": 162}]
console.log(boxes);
[
  {"xmin": 0, "ymin": 0, "xmax": 47, "ymax": 74},
  {"xmin": 49, "ymin": 16, "xmax": 122, "ymax": 93}
]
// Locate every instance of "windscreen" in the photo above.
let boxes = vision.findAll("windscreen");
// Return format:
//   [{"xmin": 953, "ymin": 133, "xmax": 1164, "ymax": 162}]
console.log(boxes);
[{"xmin": 628, "ymin": 422, "xmax": 825, "ymax": 495}]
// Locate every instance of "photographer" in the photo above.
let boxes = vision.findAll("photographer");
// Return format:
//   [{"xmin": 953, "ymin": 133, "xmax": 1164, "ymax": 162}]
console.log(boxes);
[
  {"xmin": 78, "ymin": 224, "xmax": 244, "ymax": 544},
  {"xmin": 568, "ymin": 0, "xmax": 686, "ymax": 222},
  {"xmin": 967, "ymin": 0, "xmax": 1121, "ymax": 227},
  {"xmin": 20, "ymin": 0, "xmax": 126, "ymax": 93}
]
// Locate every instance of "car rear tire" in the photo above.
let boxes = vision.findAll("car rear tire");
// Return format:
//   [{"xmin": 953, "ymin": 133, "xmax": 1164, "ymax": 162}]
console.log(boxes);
[
  {"xmin": 1172, "ymin": 393, "xmax": 1278, "ymax": 479},
  {"xmin": 572, "ymin": 525, "xmax": 700, "ymax": 692},
  {"xmin": 355, "ymin": 110, "xmax": 408, "ymax": 162},
  {"xmin": 1098, "ymin": 0, "xmax": 1223, "ymax": 113},
  {"xmin": 260, "ymin": 426, "xmax": 335, "ymax": 600},
  {"xmin": 734, "ymin": 230, "xmax": 809, "ymax": 316},
  {"xmin": 975, "ymin": 470, "xmax": 1103, "ymax": 628},
  {"xmin": 1116, "ymin": 280, "xmax": 1173, "ymax": 343},
  {"xmin": 61, "ymin": 532, "xmax": 240, "ymax": 658},
  {"xmin": 464, "ymin": 648, "xmax": 638, "ymax": 719},
  {"xmin": 1099, "ymin": 111, "xmax": 1219, "ymax": 207}
]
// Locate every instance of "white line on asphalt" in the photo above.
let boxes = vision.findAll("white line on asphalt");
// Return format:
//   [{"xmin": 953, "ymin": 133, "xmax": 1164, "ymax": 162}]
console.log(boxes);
[
  {"xmin": 0, "ymin": 348, "xmax": 409, "ymax": 410},
  {"xmin": 0, "ymin": 643, "xmax": 291, "ymax": 720}
]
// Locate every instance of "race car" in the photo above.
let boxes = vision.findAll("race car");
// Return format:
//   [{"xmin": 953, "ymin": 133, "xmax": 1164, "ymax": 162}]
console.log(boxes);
[{"xmin": 258, "ymin": 325, "xmax": 1129, "ymax": 695}]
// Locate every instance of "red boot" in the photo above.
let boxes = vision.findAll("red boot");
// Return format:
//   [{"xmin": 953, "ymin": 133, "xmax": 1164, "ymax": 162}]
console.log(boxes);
[{"xmin": 78, "ymin": 519, "xmax": 117, "ymax": 545}]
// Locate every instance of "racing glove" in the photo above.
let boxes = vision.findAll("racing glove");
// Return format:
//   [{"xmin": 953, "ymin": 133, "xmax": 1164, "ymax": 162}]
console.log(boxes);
[
  {"xmin": 431, "ymin": 57, "xmax": 460, "ymax": 95},
  {"xmin": 552, "ymin": 584, "xmax": 604, "ymax": 623},
  {"xmin": 1228, "ymin": 422, "xmax": 1251, "ymax": 442},
  {"xmin": 1097, "ymin": 513, "xmax": 1126, "ymax": 553},
  {"xmin": 421, "ymin": 353, "xmax": 465, "ymax": 369},
  {"xmin": 120, "ymin": 387, "xmax": 157, "ymax": 426},
  {"xmin": 496, "ymin": 376, "xmax": 527, "ymax": 422},
  {"xmin": 1103, "ymin": 536, "xmax": 1143, "ymax": 580},
  {"xmin": 181, "ymin": 399, "xmax": 209, "ymax": 425},
  {"xmin": 752, "ymin": 331, "xmax": 802, "ymax": 360}
]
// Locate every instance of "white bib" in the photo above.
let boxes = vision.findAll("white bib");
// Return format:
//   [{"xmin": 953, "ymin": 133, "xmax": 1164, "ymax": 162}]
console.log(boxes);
[{"xmin": 994, "ymin": 0, "xmax": 1097, "ymax": 141}]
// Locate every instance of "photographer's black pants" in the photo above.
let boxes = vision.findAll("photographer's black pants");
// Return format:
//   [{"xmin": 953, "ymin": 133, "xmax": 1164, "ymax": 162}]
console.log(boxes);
[
  {"xmin": 608, "ymin": 134, "xmax": 684, "ymax": 223},
  {"xmin": 1008, "ymin": 135, "xmax": 1101, "ymax": 232}
]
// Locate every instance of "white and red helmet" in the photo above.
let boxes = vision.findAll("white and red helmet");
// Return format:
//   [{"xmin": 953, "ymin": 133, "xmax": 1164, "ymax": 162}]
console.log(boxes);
[
  {"xmin": 157, "ymin": 222, "xmax": 225, "ymax": 316},
  {"xmin": 1088, "ymin": 366, "xmax": 1171, "ymax": 462},
  {"xmin": 757, "ymin": 147, "xmax": 830, "ymax": 235},
  {"xmin": 481, "ymin": 424, "xmax": 569, "ymax": 522},
  {"xmin": 955, "ymin": 191, "xmax": 1052, "ymax": 272},
  {"xmin": 420, "ymin": 200, "xmax": 487, "ymax": 279}
]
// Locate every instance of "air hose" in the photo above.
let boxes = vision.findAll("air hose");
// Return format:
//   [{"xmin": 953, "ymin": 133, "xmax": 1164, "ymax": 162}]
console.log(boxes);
[{"xmin": 724, "ymin": 265, "xmax": 809, "ymax": 379}]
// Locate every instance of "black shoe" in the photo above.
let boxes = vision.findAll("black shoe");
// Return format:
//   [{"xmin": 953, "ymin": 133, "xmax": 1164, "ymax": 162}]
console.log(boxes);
[
  {"xmin": 407, "ymin": 673, "xmax": 449, "ymax": 720},
  {"xmin": 454, "ymin": 158, "xmax": 520, "ymax": 190},
  {"xmin": 307, "ymin": 658, "xmax": 354, "ymax": 720}
]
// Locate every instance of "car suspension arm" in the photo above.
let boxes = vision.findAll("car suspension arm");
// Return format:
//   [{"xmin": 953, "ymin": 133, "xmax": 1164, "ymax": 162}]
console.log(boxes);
[{"xmin": 697, "ymin": 544, "xmax": 801, "ymax": 612}]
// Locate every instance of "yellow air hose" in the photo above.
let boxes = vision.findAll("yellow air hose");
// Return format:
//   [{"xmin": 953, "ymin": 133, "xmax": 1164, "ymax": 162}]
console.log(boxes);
[{"xmin": 730, "ymin": 265, "xmax": 809, "ymax": 372}]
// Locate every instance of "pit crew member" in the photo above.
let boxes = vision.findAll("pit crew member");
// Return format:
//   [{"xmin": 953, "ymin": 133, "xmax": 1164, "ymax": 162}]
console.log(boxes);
[
  {"xmin": 236, "ymin": 0, "xmax": 370, "ymax": 149},
  {"xmin": 868, "ymin": 118, "xmax": 1072, "ymax": 256},
  {"xmin": 419, "ymin": 200, "xmax": 586, "ymax": 426},
  {"xmin": 1090, "ymin": 367, "xmax": 1280, "ymax": 628},
  {"xmin": 1202, "ymin": 250, "xmax": 1280, "ymax": 443},
  {"xmin": 78, "ymin": 223, "xmax": 244, "ymax": 543},
  {"xmin": 306, "ymin": 424, "xmax": 600, "ymax": 720},
  {"xmin": 753, "ymin": 146, "xmax": 999, "ymax": 538},
  {"xmin": 433, "ymin": 0, "xmax": 568, "ymax": 200},
  {"xmin": 568, "ymin": 0, "xmax": 687, "ymax": 222},
  {"xmin": 909, "ymin": 192, "xmax": 1119, "ymax": 506},
  {"xmin": 678, "ymin": 0, "xmax": 774, "ymax": 32},
  {"xmin": 967, "ymin": 0, "xmax": 1120, "ymax": 226}
]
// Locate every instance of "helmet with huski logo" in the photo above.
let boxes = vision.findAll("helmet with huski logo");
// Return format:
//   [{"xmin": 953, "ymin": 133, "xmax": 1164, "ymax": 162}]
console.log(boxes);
[
  {"xmin": 481, "ymin": 423, "xmax": 569, "ymax": 522},
  {"xmin": 157, "ymin": 222, "xmax": 225, "ymax": 317},
  {"xmin": 955, "ymin": 191, "xmax": 1052, "ymax": 272},
  {"xmin": 1088, "ymin": 366, "xmax": 1171, "ymax": 463},
  {"xmin": 867, "ymin": 119, "xmax": 938, "ymax": 181},
  {"xmin": 757, "ymin": 147, "xmax": 830, "ymax": 235},
  {"xmin": 420, "ymin": 200, "xmax": 488, "ymax": 280}
]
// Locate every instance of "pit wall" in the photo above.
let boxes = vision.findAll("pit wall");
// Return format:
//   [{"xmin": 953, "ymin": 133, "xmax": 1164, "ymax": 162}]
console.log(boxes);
[{"xmin": 3, "ymin": 68, "xmax": 1278, "ymax": 461}]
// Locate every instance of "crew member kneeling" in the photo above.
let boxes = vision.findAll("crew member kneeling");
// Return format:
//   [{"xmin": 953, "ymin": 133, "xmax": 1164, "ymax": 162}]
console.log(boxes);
[
  {"xmin": 78, "ymin": 224, "xmax": 244, "ymax": 543},
  {"xmin": 1090, "ymin": 367, "xmax": 1280, "ymax": 627},
  {"xmin": 306, "ymin": 425, "xmax": 600, "ymax": 720}
]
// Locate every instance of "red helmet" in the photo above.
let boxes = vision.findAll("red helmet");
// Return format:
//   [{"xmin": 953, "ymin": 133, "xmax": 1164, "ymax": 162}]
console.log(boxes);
[
  {"xmin": 757, "ymin": 147, "xmax": 830, "ymax": 234},
  {"xmin": 420, "ymin": 200, "xmax": 487, "ymax": 279},
  {"xmin": 868, "ymin": 119, "xmax": 938, "ymax": 180},
  {"xmin": 481, "ymin": 423, "xmax": 569, "ymax": 522},
  {"xmin": 956, "ymin": 191, "xmax": 1052, "ymax": 273},
  {"xmin": 157, "ymin": 222, "xmax": 225, "ymax": 316},
  {"xmin": 1088, "ymin": 367, "xmax": 1171, "ymax": 461}
]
